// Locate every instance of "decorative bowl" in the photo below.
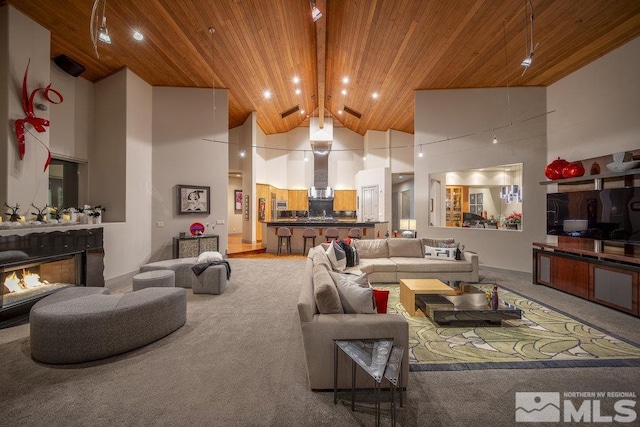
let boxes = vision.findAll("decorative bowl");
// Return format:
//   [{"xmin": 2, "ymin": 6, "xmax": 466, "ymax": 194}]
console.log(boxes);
[{"xmin": 606, "ymin": 160, "xmax": 640, "ymax": 173}]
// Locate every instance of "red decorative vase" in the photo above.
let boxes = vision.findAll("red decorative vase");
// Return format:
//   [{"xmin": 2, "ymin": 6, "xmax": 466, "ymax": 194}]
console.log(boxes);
[
  {"xmin": 562, "ymin": 161, "xmax": 585, "ymax": 178},
  {"xmin": 545, "ymin": 157, "xmax": 570, "ymax": 180}
]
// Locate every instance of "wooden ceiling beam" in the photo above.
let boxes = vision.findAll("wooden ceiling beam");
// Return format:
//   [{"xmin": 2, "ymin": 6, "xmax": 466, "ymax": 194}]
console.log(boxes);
[{"xmin": 315, "ymin": 0, "xmax": 327, "ymax": 129}]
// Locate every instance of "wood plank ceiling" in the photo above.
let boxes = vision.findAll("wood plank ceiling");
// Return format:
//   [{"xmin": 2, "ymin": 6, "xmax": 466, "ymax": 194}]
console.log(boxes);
[{"xmin": 5, "ymin": 0, "xmax": 640, "ymax": 136}]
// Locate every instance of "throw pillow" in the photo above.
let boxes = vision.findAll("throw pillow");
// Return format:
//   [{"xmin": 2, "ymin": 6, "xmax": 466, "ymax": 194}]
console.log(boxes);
[
  {"xmin": 424, "ymin": 245, "xmax": 457, "ymax": 261},
  {"xmin": 197, "ymin": 251, "xmax": 223, "ymax": 263},
  {"xmin": 422, "ymin": 238, "xmax": 455, "ymax": 250},
  {"xmin": 337, "ymin": 240, "xmax": 358, "ymax": 267},
  {"xmin": 312, "ymin": 264, "xmax": 344, "ymax": 314},
  {"xmin": 438, "ymin": 242, "xmax": 464, "ymax": 260},
  {"xmin": 326, "ymin": 241, "xmax": 347, "ymax": 271},
  {"xmin": 329, "ymin": 271, "xmax": 369, "ymax": 288},
  {"xmin": 330, "ymin": 272, "xmax": 376, "ymax": 314}
]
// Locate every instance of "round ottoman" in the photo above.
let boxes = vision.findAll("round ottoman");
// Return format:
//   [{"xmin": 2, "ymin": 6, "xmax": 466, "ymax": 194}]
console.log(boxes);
[{"xmin": 133, "ymin": 270, "xmax": 175, "ymax": 291}]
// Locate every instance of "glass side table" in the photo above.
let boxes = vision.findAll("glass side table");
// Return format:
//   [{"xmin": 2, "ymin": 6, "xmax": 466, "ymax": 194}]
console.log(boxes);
[{"xmin": 333, "ymin": 339, "xmax": 403, "ymax": 426}]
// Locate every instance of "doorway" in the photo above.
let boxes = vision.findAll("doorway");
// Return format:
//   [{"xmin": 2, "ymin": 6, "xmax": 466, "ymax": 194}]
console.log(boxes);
[{"xmin": 361, "ymin": 185, "xmax": 379, "ymax": 222}]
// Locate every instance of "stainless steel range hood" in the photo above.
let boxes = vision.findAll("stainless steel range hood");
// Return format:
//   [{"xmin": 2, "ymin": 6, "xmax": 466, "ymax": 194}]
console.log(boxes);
[
  {"xmin": 309, "ymin": 117, "xmax": 333, "ymax": 211},
  {"xmin": 308, "ymin": 186, "xmax": 333, "ymax": 200}
]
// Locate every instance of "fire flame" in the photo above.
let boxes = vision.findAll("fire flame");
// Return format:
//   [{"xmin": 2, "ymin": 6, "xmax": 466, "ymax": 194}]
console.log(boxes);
[{"xmin": 3, "ymin": 270, "xmax": 49, "ymax": 293}]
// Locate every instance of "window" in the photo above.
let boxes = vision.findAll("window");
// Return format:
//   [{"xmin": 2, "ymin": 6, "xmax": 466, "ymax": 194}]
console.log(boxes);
[
  {"xmin": 48, "ymin": 159, "xmax": 79, "ymax": 209},
  {"xmin": 430, "ymin": 163, "xmax": 523, "ymax": 230}
]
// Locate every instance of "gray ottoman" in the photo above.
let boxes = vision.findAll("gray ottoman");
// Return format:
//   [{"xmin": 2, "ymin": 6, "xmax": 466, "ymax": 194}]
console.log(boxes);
[
  {"xmin": 133, "ymin": 270, "xmax": 175, "ymax": 291},
  {"xmin": 30, "ymin": 287, "xmax": 187, "ymax": 364},
  {"xmin": 192, "ymin": 264, "xmax": 227, "ymax": 295}
]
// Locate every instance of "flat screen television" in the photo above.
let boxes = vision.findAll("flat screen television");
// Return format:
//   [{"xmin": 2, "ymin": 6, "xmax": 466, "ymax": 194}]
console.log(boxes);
[{"xmin": 547, "ymin": 187, "xmax": 640, "ymax": 242}]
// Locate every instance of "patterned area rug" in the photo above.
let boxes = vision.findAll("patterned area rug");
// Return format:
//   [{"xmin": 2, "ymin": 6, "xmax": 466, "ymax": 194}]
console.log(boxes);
[{"xmin": 375, "ymin": 284, "xmax": 640, "ymax": 371}]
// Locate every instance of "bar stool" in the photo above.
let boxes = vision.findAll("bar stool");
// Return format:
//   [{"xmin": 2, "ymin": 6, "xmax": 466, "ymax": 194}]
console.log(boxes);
[
  {"xmin": 276, "ymin": 227, "xmax": 292, "ymax": 255},
  {"xmin": 325, "ymin": 227, "xmax": 340, "ymax": 242},
  {"xmin": 347, "ymin": 227, "xmax": 362, "ymax": 239},
  {"xmin": 302, "ymin": 228, "xmax": 318, "ymax": 255}
]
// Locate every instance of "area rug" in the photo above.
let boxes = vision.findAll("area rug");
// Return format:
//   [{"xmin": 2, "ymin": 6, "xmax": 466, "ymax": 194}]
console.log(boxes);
[{"xmin": 375, "ymin": 284, "xmax": 640, "ymax": 371}]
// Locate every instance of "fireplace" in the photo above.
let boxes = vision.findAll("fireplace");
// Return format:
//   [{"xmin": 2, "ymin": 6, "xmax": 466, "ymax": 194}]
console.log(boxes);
[{"xmin": 0, "ymin": 227, "xmax": 104, "ymax": 322}]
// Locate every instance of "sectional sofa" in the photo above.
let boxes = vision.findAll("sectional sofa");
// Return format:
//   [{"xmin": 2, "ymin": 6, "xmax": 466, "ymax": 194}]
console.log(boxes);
[
  {"xmin": 352, "ymin": 237, "xmax": 479, "ymax": 283},
  {"xmin": 298, "ymin": 245, "xmax": 409, "ymax": 390}
]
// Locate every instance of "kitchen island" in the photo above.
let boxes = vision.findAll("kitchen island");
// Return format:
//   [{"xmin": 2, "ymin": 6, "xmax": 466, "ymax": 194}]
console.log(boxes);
[{"xmin": 263, "ymin": 220, "xmax": 386, "ymax": 255}]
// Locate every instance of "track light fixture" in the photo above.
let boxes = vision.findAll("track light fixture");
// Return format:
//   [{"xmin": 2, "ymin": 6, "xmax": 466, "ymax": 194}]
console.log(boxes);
[
  {"xmin": 90, "ymin": 0, "xmax": 111, "ymax": 58},
  {"xmin": 310, "ymin": 0, "xmax": 322, "ymax": 22},
  {"xmin": 418, "ymin": 146, "xmax": 424, "ymax": 158},
  {"xmin": 521, "ymin": 0, "xmax": 538, "ymax": 75}
]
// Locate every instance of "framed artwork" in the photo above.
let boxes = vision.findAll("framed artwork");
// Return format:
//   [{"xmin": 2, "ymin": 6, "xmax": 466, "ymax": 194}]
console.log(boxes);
[
  {"xmin": 477, "ymin": 204, "xmax": 483, "ymax": 214},
  {"xmin": 477, "ymin": 193, "xmax": 484, "ymax": 204},
  {"xmin": 234, "ymin": 189, "xmax": 243, "ymax": 213},
  {"xmin": 470, "ymin": 206, "xmax": 476, "ymax": 214},
  {"xmin": 177, "ymin": 185, "xmax": 210, "ymax": 215},
  {"xmin": 469, "ymin": 194, "xmax": 476, "ymax": 204},
  {"xmin": 258, "ymin": 198, "xmax": 266, "ymax": 221}
]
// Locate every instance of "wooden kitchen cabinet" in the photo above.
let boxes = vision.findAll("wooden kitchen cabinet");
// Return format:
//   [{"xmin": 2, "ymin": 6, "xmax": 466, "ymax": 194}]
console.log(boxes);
[
  {"xmin": 276, "ymin": 188, "xmax": 288, "ymax": 202},
  {"xmin": 334, "ymin": 190, "xmax": 357, "ymax": 211},
  {"xmin": 288, "ymin": 190, "xmax": 308, "ymax": 211}
]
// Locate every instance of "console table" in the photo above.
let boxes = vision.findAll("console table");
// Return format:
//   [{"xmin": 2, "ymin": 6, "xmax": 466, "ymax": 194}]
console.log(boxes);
[
  {"xmin": 173, "ymin": 234, "xmax": 219, "ymax": 258},
  {"xmin": 533, "ymin": 241, "xmax": 640, "ymax": 317}
]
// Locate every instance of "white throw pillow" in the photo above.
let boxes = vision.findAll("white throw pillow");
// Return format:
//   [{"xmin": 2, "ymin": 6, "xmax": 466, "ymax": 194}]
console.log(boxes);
[
  {"xmin": 197, "ymin": 251, "xmax": 223, "ymax": 264},
  {"xmin": 330, "ymin": 272, "xmax": 376, "ymax": 314},
  {"xmin": 424, "ymin": 245, "xmax": 457, "ymax": 261},
  {"xmin": 326, "ymin": 241, "xmax": 347, "ymax": 271}
]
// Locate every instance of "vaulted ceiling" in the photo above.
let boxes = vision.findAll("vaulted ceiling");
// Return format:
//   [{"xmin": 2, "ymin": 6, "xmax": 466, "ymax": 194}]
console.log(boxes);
[{"xmin": 5, "ymin": 0, "xmax": 640, "ymax": 136}]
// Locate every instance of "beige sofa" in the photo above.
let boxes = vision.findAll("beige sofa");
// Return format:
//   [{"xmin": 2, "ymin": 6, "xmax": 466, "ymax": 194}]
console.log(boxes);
[
  {"xmin": 352, "ymin": 238, "xmax": 479, "ymax": 284},
  {"xmin": 298, "ymin": 246, "xmax": 409, "ymax": 390}
]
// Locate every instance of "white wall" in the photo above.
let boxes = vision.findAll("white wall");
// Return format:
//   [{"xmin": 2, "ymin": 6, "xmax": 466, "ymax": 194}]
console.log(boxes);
[
  {"xmin": 390, "ymin": 129, "xmax": 414, "ymax": 173},
  {"xmin": 2, "ymin": 6, "xmax": 51, "ymax": 210},
  {"xmin": 151, "ymin": 86, "xmax": 229, "ymax": 259},
  {"xmin": 547, "ymin": 36, "xmax": 640, "ymax": 162},
  {"xmin": 49, "ymin": 61, "xmax": 93, "ymax": 162},
  {"xmin": 415, "ymin": 87, "xmax": 548, "ymax": 272},
  {"xmin": 93, "ymin": 69, "xmax": 153, "ymax": 280},
  {"xmin": 255, "ymin": 125, "xmax": 365, "ymax": 189},
  {"xmin": 364, "ymin": 130, "xmax": 388, "ymax": 170},
  {"xmin": 92, "ymin": 69, "xmax": 127, "ymax": 222}
]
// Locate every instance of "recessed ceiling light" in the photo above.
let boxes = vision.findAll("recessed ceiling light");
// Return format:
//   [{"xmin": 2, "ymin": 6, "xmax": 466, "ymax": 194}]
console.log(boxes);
[
  {"xmin": 372, "ymin": 92, "xmax": 379, "ymax": 99},
  {"xmin": 295, "ymin": 88, "xmax": 301, "ymax": 95},
  {"xmin": 341, "ymin": 89, "xmax": 347, "ymax": 95},
  {"xmin": 133, "ymin": 31, "xmax": 143, "ymax": 41},
  {"xmin": 342, "ymin": 77, "xmax": 349, "ymax": 84},
  {"xmin": 338, "ymin": 110, "xmax": 343, "ymax": 115},
  {"xmin": 293, "ymin": 76, "xmax": 300, "ymax": 84},
  {"xmin": 300, "ymin": 109, "xmax": 305, "ymax": 115},
  {"xmin": 263, "ymin": 90, "xmax": 272, "ymax": 99}
]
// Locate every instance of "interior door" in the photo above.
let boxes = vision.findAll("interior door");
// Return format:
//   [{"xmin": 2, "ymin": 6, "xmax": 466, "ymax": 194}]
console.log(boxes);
[{"xmin": 362, "ymin": 185, "xmax": 378, "ymax": 222}]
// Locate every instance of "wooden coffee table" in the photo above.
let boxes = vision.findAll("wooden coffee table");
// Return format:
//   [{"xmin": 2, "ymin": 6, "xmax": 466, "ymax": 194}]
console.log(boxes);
[{"xmin": 399, "ymin": 279, "xmax": 457, "ymax": 316}]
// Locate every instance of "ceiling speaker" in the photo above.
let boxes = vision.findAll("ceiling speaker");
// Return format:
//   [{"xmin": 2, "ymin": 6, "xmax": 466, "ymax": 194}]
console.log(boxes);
[{"xmin": 54, "ymin": 54, "xmax": 86, "ymax": 77}]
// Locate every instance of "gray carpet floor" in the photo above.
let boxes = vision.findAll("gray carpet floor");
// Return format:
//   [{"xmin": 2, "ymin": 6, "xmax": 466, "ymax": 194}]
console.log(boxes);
[{"xmin": 1, "ymin": 258, "xmax": 640, "ymax": 427}]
